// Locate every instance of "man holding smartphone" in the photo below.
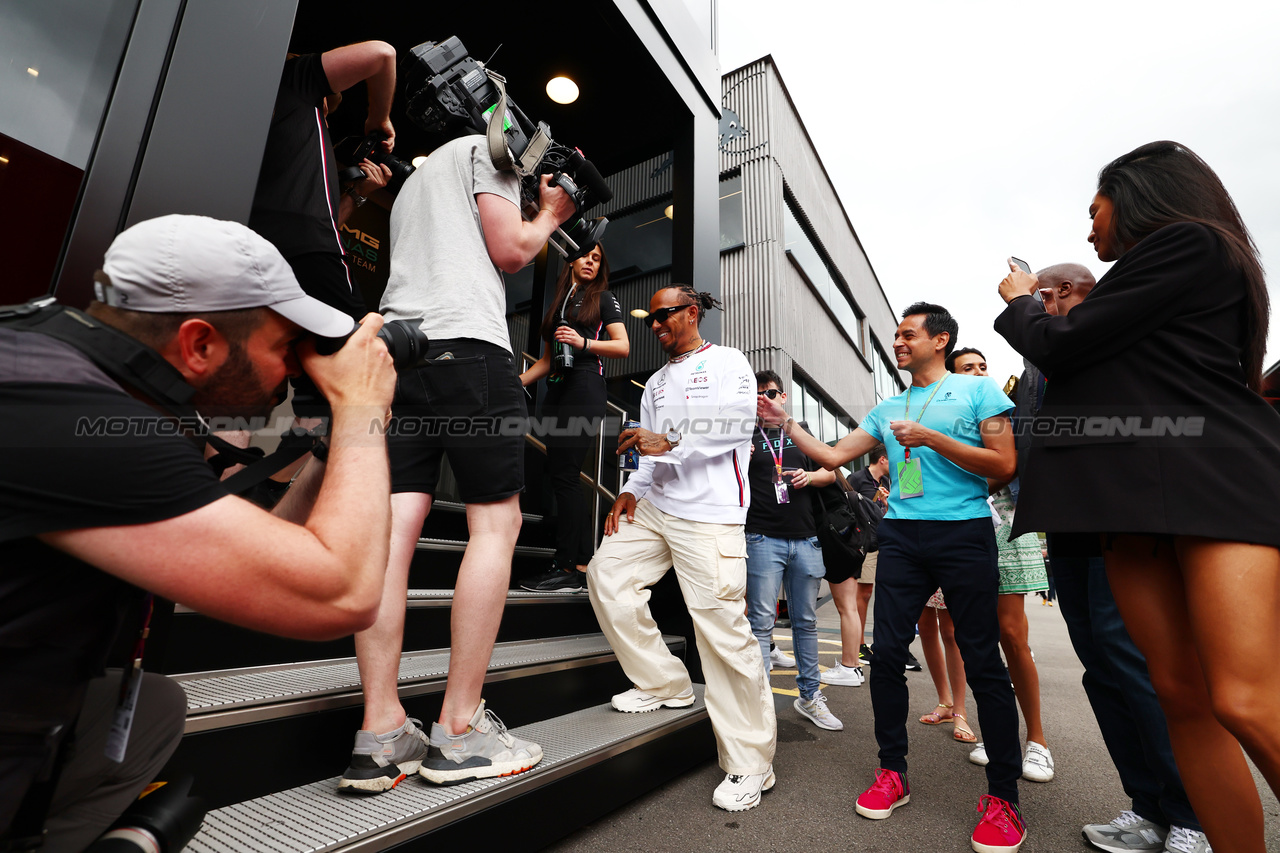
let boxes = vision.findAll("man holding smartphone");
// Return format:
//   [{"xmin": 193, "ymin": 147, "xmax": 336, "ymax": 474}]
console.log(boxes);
[{"xmin": 759, "ymin": 302, "xmax": 1026, "ymax": 853}]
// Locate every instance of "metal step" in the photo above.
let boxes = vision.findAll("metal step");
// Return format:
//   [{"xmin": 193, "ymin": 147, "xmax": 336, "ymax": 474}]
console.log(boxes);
[
  {"xmin": 175, "ymin": 634, "xmax": 679, "ymax": 734},
  {"xmin": 175, "ymin": 588, "xmax": 586, "ymax": 616},
  {"xmin": 186, "ymin": 687, "xmax": 708, "ymax": 853},
  {"xmin": 416, "ymin": 537, "xmax": 555, "ymax": 558}
]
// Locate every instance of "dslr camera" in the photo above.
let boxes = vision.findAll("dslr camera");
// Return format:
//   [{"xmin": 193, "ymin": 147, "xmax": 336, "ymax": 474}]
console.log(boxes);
[
  {"xmin": 401, "ymin": 36, "xmax": 612, "ymax": 261},
  {"xmin": 333, "ymin": 131, "xmax": 417, "ymax": 196}
]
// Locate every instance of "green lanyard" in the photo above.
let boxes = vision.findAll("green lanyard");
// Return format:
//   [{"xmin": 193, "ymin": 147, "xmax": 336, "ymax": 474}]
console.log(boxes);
[{"xmin": 902, "ymin": 374, "xmax": 948, "ymax": 460}]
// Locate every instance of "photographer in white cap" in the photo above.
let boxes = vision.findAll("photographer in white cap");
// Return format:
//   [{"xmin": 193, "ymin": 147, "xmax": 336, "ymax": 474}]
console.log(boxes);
[{"xmin": 0, "ymin": 214, "xmax": 397, "ymax": 851}]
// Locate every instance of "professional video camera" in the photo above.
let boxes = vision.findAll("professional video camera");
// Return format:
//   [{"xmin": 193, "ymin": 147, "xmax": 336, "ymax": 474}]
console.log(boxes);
[
  {"xmin": 333, "ymin": 131, "xmax": 416, "ymax": 196},
  {"xmin": 401, "ymin": 36, "xmax": 613, "ymax": 261}
]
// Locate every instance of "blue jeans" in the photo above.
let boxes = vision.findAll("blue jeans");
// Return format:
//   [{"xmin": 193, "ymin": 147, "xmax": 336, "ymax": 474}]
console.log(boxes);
[
  {"xmin": 745, "ymin": 532, "xmax": 825, "ymax": 700},
  {"xmin": 1049, "ymin": 537, "xmax": 1200, "ymax": 832}
]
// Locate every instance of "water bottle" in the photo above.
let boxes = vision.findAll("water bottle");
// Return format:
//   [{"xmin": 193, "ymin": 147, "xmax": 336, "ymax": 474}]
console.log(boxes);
[
  {"xmin": 553, "ymin": 319, "xmax": 574, "ymax": 371},
  {"xmin": 619, "ymin": 419, "xmax": 641, "ymax": 470}
]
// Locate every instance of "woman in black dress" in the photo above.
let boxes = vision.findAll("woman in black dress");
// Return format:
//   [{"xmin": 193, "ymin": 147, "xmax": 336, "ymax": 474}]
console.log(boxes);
[
  {"xmin": 995, "ymin": 141, "xmax": 1280, "ymax": 852},
  {"xmin": 518, "ymin": 244, "xmax": 629, "ymax": 592}
]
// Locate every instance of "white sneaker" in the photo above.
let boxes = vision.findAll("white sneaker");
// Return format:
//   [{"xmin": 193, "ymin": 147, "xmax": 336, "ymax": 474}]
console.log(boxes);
[
  {"xmin": 795, "ymin": 691, "xmax": 843, "ymax": 731},
  {"xmin": 1164, "ymin": 825, "xmax": 1211, "ymax": 853},
  {"xmin": 769, "ymin": 647, "xmax": 796, "ymax": 668},
  {"xmin": 610, "ymin": 686, "xmax": 695, "ymax": 713},
  {"xmin": 969, "ymin": 742, "xmax": 989, "ymax": 766},
  {"xmin": 819, "ymin": 663, "xmax": 865, "ymax": 687},
  {"xmin": 1022, "ymin": 741, "xmax": 1054, "ymax": 782},
  {"xmin": 712, "ymin": 765, "xmax": 776, "ymax": 811}
]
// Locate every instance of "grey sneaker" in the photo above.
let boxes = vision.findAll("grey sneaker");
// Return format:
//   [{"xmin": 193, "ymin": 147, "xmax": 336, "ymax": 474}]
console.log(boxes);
[
  {"xmin": 419, "ymin": 701, "xmax": 543, "ymax": 785},
  {"xmin": 1164, "ymin": 826, "xmax": 1211, "ymax": 853},
  {"xmin": 795, "ymin": 691, "xmax": 843, "ymax": 731},
  {"xmin": 338, "ymin": 717, "xmax": 430, "ymax": 793},
  {"xmin": 1082, "ymin": 811, "xmax": 1168, "ymax": 852}
]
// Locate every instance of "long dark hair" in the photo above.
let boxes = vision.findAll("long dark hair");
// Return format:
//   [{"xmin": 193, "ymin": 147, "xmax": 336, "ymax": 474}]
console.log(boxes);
[
  {"xmin": 1097, "ymin": 140, "xmax": 1269, "ymax": 391},
  {"xmin": 539, "ymin": 246, "xmax": 612, "ymax": 344}
]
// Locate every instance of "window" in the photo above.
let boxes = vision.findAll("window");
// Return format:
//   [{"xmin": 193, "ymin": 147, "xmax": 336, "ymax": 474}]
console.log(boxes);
[
  {"xmin": 719, "ymin": 173, "xmax": 744, "ymax": 250},
  {"xmin": 782, "ymin": 197, "xmax": 866, "ymax": 353},
  {"xmin": 871, "ymin": 336, "xmax": 904, "ymax": 402},
  {"xmin": 792, "ymin": 374, "xmax": 856, "ymax": 473}
]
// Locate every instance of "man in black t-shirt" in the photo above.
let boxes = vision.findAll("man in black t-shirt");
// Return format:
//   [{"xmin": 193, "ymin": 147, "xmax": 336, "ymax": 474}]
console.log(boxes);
[
  {"xmin": 744, "ymin": 370, "xmax": 840, "ymax": 731},
  {"xmin": 249, "ymin": 41, "xmax": 397, "ymax": 321},
  {"xmin": 0, "ymin": 215, "xmax": 396, "ymax": 850}
]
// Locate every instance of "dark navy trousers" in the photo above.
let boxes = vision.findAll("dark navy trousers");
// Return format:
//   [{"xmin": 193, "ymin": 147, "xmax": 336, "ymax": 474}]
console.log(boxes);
[
  {"xmin": 870, "ymin": 518, "xmax": 1022, "ymax": 802},
  {"xmin": 1048, "ymin": 537, "xmax": 1200, "ymax": 831}
]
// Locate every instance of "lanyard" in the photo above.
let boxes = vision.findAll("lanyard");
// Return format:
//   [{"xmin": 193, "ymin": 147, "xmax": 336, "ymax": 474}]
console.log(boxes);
[
  {"xmin": 758, "ymin": 425, "xmax": 784, "ymax": 477},
  {"xmin": 902, "ymin": 375, "xmax": 948, "ymax": 460}
]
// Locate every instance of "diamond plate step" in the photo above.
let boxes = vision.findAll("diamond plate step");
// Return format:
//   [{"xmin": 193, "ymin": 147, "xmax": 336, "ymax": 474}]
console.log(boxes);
[
  {"xmin": 186, "ymin": 687, "xmax": 708, "ymax": 853},
  {"xmin": 175, "ymin": 588, "xmax": 589, "ymax": 616},
  {"xmin": 175, "ymin": 633, "xmax": 682, "ymax": 734},
  {"xmin": 432, "ymin": 499, "xmax": 544, "ymax": 524},
  {"xmin": 415, "ymin": 537, "xmax": 555, "ymax": 557}
]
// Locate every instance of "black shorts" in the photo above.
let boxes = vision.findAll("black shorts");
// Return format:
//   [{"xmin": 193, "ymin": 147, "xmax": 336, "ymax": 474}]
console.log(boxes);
[{"xmin": 387, "ymin": 338, "xmax": 527, "ymax": 503}]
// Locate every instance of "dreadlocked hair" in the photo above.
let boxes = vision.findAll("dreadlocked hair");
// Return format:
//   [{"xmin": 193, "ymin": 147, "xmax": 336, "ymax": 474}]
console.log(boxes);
[{"xmin": 671, "ymin": 283, "xmax": 722, "ymax": 326}]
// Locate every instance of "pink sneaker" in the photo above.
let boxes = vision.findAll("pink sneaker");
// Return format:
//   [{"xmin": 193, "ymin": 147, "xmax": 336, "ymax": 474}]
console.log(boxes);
[
  {"xmin": 854, "ymin": 768, "xmax": 910, "ymax": 819},
  {"xmin": 971, "ymin": 795, "xmax": 1026, "ymax": 852}
]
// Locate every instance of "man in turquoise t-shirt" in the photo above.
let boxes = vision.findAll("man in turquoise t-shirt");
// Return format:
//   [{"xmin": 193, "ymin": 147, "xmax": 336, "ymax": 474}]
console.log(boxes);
[{"xmin": 758, "ymin": 303, "xmax": 1027, "ymax": 853}]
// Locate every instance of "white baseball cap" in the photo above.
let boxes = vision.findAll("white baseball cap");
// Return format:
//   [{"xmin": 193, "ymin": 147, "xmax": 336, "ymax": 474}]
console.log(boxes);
[{"xmin": 97, "ymin": 214, "xmax": 356, "ymax": 338}]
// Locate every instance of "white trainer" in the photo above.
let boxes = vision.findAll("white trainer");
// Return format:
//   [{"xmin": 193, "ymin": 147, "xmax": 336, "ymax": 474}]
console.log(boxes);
[
  {"xmin": 712, "ymin": 765, "xmax": 776, "ymax": 811},
  {"xmin": 1022, "ymin": 741, "xmax": 1055, "ymax": 782},
  {"xmin": 769, "ymin": 647, "xmax": 796, "ymax": 668},
  {"xmin": 610, "ymin": 686, "xmax": 695, "ymax": 713},
  {"xmin": 795, "ymin": 691, "xmax": 843, "ymax": 731},
  {"xmin": 969, "ymin": 742, "xmax": 989, "ymax": 766},
  {"xmin": 819, "ymin": 663, "xmax": 864, "ymax": 687}
]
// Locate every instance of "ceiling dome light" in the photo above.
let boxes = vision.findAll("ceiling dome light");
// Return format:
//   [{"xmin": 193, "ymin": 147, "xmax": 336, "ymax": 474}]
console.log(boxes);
[
  {"xmin": 629, "ymin": 308, "xmax": 650, "ymax": 319},
  {"xmin": 412, "ymin": 155, "xmax": 428, "ymax": 168},
  {"xmin": 663, "ymin": 205, "xmax": 674, "ymax": 220},
  {"xmin": 546, "ymin": 76, "xmax": 579, "ymax": 105}
]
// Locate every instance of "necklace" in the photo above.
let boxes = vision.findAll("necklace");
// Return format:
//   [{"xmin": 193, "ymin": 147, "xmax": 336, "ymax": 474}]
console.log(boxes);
[{"xmin": 669, "ymin": 338, "xmax": 707, "ymax": 362}]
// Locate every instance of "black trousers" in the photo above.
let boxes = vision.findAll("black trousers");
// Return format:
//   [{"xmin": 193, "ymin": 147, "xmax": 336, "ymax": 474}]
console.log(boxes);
[
  {"xmin": 540, "ymin": 370, "xmax": 607, "ymax": 566},
  {"xmin": 870, "ymin": 518, "xmax": 1022, "ymax": 802}
]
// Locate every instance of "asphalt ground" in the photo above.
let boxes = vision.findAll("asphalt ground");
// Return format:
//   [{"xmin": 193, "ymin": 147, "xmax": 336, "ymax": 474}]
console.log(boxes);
[{"xmin": 547, "ymin": 585, "xmax": 1279, "ymax": 852}]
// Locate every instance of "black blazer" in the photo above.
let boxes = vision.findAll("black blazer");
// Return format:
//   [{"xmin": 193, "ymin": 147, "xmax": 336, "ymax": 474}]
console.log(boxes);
[{"xmin": 994, "ymin": 222, "xmax": 1280, "ymax": 547}]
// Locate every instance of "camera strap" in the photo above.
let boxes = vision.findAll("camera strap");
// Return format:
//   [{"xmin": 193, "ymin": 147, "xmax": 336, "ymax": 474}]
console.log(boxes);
[
  {"xmin": 0, "ymin": 299, "xmax": 326, "ymax": 497},
  {"xmin": 485, "ymin": 70, "xmax": 515, "ymax": 172}
]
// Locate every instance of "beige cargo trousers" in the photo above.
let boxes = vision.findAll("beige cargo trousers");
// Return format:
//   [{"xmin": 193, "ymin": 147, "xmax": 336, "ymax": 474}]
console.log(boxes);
[{"xmin": 587, "ymin": 498, "xmax": 777, "ymax": 775}]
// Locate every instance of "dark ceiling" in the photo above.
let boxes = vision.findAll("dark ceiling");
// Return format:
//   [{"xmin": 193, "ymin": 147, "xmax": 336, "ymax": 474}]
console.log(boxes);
[{"xmin": 288, "ymin": 3, "xmax": 689, "ymax": 179}]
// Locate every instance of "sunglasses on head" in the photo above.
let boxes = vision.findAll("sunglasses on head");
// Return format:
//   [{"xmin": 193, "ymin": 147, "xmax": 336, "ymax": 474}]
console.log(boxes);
[
  {"xmin": 647, "ymin": 303, "xmax": 693, "ymax": 325},
  {"xmin": 757, "ymin": 389, "xmax": 782, "ymax": 399}
]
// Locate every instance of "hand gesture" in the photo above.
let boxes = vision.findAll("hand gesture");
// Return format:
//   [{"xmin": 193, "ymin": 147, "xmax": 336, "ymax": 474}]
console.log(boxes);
[
  {"xmin": 999, "ymin": 259, "xmax": 1039, "ymax": 304},
  {"xmin": 756, "ymin": 393, "xmax": 787, "ymax": 425},
  {"xmin": 785, "ymin": 468, "xmax": 813, "ymax": 490},
  {"xmin": 618, "ymin": 427, "xmax": 672, "ymax": 457},
  {"xmin": 603, "ymin": 493, "xmax": 638, "ymax": 536}
]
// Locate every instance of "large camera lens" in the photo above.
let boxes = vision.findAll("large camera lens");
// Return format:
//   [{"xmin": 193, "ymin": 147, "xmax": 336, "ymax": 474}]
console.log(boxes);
[{"xmin": 314, "ymin": 318, "xmax": 429, "ymax": 370}]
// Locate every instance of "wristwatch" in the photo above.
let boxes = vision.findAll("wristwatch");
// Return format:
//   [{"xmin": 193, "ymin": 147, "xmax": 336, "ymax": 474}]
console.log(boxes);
[
  {"xmin": 665, "ymin": 429, "xmax": 682, "ymax": 449},
  {"xmin": 346, "ymin": 186, "xmax": 368, "ymax": 207}
]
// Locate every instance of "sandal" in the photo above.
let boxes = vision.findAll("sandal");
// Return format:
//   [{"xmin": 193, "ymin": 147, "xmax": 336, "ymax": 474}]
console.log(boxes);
[
  {"xmin": 953, "ymin": 713, "xmax": 977, "ymax": 743},
  {"xmin": 919, "ymin": 703, "xmax": 954, "ymax": 725}
]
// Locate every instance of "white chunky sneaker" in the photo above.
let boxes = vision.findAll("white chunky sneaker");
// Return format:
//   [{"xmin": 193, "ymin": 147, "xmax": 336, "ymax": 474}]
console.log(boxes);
[
  {"xmin": 610, "ymin": 686, "xmax": 695, "ymax": 713},
  {"xmin": 969, "ymin": 742, "xmax": 989, "ymax": 766},
  {"xmin": 1081, "ymin": 810, "xmax": 1168, "ymax": 852},
  {"xmin": 712, "ymin": 765, "xmax": 776, "ymax": 811},
  {"xmin": 769, "ymin": 646, "xmax": 796, "ymax": 668},
  {"xmin": 1022, "ymin": 741, "xmax": 1055, "ymax": 782}
]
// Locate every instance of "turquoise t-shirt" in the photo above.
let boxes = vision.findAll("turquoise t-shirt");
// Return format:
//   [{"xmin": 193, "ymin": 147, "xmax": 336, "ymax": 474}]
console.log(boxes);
[{"xmin": 859, "ymin": 374, "xmax": 1013, "ymax": 521}]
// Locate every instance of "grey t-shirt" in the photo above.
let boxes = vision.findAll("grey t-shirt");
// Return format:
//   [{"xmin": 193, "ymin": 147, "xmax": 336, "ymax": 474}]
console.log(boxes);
[{"xmin": 381, "ymin": 135, "xmax": 521, "ymax": 351}]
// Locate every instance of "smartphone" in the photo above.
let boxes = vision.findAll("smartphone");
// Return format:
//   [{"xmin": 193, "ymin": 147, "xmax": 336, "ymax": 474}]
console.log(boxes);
[{"xmin": 1011, "ymin": 256, "xmax": 1031, "ymax": 274}]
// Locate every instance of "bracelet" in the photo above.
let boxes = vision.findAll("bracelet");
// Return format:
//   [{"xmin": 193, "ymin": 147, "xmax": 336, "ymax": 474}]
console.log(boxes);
[
  {"xmin": 784, "ymin": 417, "xmax": 795, "ymax": 436},
  {"xmin": 346, "ymin": 187, "xmax": 367, "ymax": 207},
  {"xmin": 584, "ymin": 338, "xmax": 590, "ymax": 352}
]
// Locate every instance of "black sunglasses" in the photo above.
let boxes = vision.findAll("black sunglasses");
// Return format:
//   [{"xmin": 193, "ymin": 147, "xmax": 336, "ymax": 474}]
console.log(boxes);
[
  {"xmin": 647, "ymin": 303, "xmax": 694, "ymax": 325},
  {"xmin": 756, "ymin": 389, "xmax": 782, "ymax": 399}
]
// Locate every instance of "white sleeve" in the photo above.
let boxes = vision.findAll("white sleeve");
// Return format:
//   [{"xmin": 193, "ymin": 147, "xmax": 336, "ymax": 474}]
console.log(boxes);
[{"xmin": 665, "ymin": 352, "xmax": 755, "ymax": 464}]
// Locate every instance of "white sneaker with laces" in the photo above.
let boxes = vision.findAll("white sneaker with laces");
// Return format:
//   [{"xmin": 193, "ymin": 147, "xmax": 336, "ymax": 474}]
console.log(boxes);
[
  {"xmin": 819, "ymin": 663, "xmax": 864, "ymax": 687},
  {"xmin": 969, "ymin": 742, "xmax": 989, "ymax": 766},
  {"xmin": 712, "ymin": 765, "xmax": 776, "ymax": 811},
  {"xmin": 610, "ymin": 686, "xmax": 695, "ymax": 713},
  {"xmin": 1164, "ymin": 825, "xmax": 1211, "ymax": 853},
  {"xmin": 769, "ymin": 646, "xmax": 796, "ymax": 668},
  {"xmin": 1022, "ymin": 741, "xmax": 1055, "ymax": 782}
]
